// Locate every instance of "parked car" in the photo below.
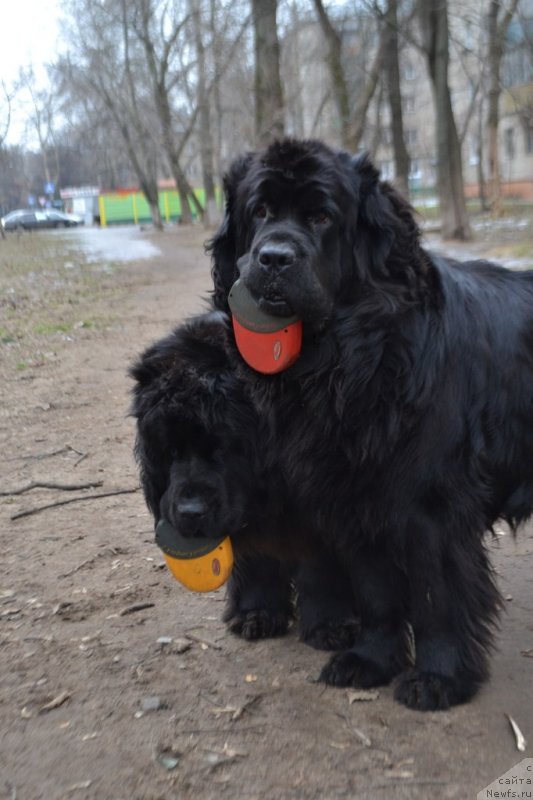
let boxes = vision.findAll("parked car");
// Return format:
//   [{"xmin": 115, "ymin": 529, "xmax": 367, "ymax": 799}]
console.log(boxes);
[{"xmin": 0, "ymin": 209, "xmax": 83, "ymax": 231}]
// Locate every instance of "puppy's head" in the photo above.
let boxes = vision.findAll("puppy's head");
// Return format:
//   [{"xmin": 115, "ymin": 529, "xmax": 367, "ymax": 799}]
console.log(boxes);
[
  {"xmin": 131, "ymin": 313, "xmax": 261, "ymax": 540},
  {"xmin": 207, "ymin": 138, "xmax": 426, "ymax": 329}
]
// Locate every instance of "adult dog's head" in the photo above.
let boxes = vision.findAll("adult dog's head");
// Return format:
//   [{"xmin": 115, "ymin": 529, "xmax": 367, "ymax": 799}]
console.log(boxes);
[{"xmin": 208, "ymin": 139, "xmax": 430, "ymax": 330}]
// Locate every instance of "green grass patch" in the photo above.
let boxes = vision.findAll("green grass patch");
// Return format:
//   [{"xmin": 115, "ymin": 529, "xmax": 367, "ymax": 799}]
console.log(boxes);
[
  {"xmin": 0, "ymin": 231, "xmax": 132, "ymax": 372},
  {"xmin": 33, "ymin": 321, "xmax": 72, "ymax": 335}
]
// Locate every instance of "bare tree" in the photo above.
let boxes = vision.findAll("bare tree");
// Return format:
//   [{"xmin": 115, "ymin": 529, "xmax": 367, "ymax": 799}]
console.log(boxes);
[
  {"xmin": 130, "ymin": 0, "xmax": 196, "ymax": 223},
  {"xmin": 418, "ymin": 0, "xmax": 471, "ymax": 240},
  {"xmin": 0, "ymin": 81, "xmax": 12, "ymax": 148},
  {"xmin": 252, "ymin": 0, "xmax": 285, "ymax": 146},
  {"xmin": 191, "ymin": 0, "xmax": 218, "ymax": 226},
  {"xmin": 19, "ymin": 68, "xmax": 61, "ymax": 198},
  {"xmin": 312, "ymin": 0, "xmax": 387, "ymax": 153},
  {"xmin": 59, "ymin": 0, "xmax": 164, "ymax": 228},
  {"xmin": 384, "ymin": 0, "xmax": 410, "ymax": 197},
  {"xmin": 487, "ymin": 0, "xmax": 520, "ymax": 216},
  {"xmin": 0, "ymin": 81, "xmax": 12, "ymax": 238}
]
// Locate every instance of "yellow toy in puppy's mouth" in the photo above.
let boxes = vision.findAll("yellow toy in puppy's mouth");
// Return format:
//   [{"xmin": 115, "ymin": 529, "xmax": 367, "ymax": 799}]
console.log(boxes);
[{"xmin": 155, "ymin": 519, "xmax": 233, "ymax": 592}]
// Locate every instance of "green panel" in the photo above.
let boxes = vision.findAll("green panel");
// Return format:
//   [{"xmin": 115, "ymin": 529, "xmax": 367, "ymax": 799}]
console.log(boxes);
[
  {"xmin": 101, "ymin": 187, "xmax": 211, "ymax": 225},
  {"xmin": 103, "ymin": 194, "xmax": 135, "ymax": 224}
]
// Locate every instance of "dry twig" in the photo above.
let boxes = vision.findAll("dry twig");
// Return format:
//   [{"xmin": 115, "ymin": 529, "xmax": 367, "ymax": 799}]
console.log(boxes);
[
  {"xmin": 0, "ymin": 480, "xmax": 103, "ymax": 496},
  {"xmin": 11, "ymin": 487, "xmax": 140, "ymax": 520}
]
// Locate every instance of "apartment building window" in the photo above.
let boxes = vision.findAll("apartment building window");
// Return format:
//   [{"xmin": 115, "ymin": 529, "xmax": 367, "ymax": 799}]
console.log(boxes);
[
  {"xmin": 405, "ymin": 129, "xmax": 418, "ymax": 146},
  {"xmin": 382, "ymin": 128, "xmax": 393, "ymax": 146},
  {"xmin": 525, "ymin": 124, "xmax": 533, "ymax": 155},
  {"xmin": 380, "ymin": 161, "xmax": 394, "ymax": 180},
  {"xmin": 403, "ymin": 62, "xmax": 416, "ymax": 81},
  {"xmin": 504, "ymin": 127, "xmax": 515, "ymax": 159},
  {"xmin": 403, "ymin": 95, "xmax": 415, "ymax": 114},
  {"xmin": 409, "ymin": 160, "xmax": 421, "ymax": 180},
  {"xmin": 469, "ymin": 135, "xmax": 479, "ymax": 166}
]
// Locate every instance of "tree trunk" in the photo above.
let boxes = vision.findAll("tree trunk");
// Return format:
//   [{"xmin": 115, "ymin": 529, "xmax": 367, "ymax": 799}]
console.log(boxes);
[
  {"xmin": 140, "ymin": 178, "xmax": 163, "ymax": 229},
  {"xmin": 486, "ymin": 0, "xmax": 519, "ymax": 217},
  {"xmin": 137, "ymin": 2, "xmax": 196, "ymax": 224},
  {"xmin": 101, "ymin": 96, "xmax": 164, "ymax": 231},
  {"xmin": 384, "ymin": 0, "xmax": 410, "ymax": 198},
  {"xmin": 477, "ymin": 97, "xmax": 489, "ymax": 211},
  {"xmin": 419, "ymin": 0, "xmax": 471, "ymax": 240},
  {"xmin": 314, "ymin": 0, "xmax": 386, "ymax": 154},
  {"xmin": 487, "ymin": 0, "xmax": 504, "ymax": 216},
  {"xmin": 313, "ymin": 0, "xmax": 351, "ymax": 148},
  {"xmin": 252, "ymin": 0, "xmax": 284, "ymax": 146},
  {"xmin": 192, "ymin": 2, "xmax": 218, "ymax": 227},
  {"xmin": 119, "ymin": 0, "xmax": 163, "ymax": 230}
]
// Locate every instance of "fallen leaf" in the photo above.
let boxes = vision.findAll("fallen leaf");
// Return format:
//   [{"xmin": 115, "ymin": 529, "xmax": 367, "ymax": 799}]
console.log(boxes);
[
  {"xmin": 384, "ymin": 769, "xmax": 414, "ymax": 779},
  {"xmin": 210, "ymin": 704, "xmax": 241, "ymax": 719},
  {"xmin": 39, "ymin": 691, "xmax": 71, "ymax": 713},
  {"xmin": 393, "ymin": 757, "xmax": 415, "ymax": 768},
  {"xmin": 329, "ymin": 741, "xmax": 351, "ymax": 750},
  {"xmin": 210, "ymin": 695, "xmax": 261, "ymax": 721},
  {"xmin": 68, "ymin": 781, "xmax": 92, "ymax": 792},
  {"xmin": 347, "ymin": 689, "xmax": 379, "ymax": 703},
  {"xmin": 221, "ymin": 742, "xmax": 248, "ymax": 758},
  {"xmin": 245, "ymin": 674, "xmax": 257, "ymax": 683},
  {"xmin": 507, "ymin": 714, "xmax": 527, "ymax": 752},
  {"xmin": 352, "ymin": 728, "xmax": 372, "ymax": 748}
]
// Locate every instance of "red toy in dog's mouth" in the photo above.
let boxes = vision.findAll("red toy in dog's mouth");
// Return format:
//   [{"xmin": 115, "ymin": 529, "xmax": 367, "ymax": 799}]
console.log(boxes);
[{"xmin": 228, "ymin": 279, "xmax": 302, "ymax": 374}]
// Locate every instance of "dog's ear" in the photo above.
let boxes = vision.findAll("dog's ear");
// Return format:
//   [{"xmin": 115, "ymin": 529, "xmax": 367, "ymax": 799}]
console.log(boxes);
[
  {"xmin": 350, "ymin": 153, "xmax": 397, "ymax": 281},
  {"xmin": 206, "ymin": 154, "xmax": 253, "ymax": 311},
  {"xmin": 349, "ymin": 153, "xmax": 421, "ymax": 286}
]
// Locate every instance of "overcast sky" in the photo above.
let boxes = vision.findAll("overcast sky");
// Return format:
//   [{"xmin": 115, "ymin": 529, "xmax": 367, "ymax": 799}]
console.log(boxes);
[{"xmin": 1, "ymin": 0, "xmax": 61, "ymax": 143}]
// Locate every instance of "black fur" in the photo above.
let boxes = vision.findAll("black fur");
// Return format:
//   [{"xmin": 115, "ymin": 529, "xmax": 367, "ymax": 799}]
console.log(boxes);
[
  {"xmin": 130, "ymin": 311, "xmax": 358, "ymax": 648},
  {"xmin": 207, "ymin": 138, "xmax": 533, "ymax": 710}
]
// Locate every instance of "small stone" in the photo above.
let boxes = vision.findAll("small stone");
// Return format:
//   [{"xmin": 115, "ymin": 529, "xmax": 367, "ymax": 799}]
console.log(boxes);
[
  {"xmin": 141, "ymin": 696, "xmax": 162, "ymax": 712},
  {"xmin": 157, "ymin": 753, "xmax": 180, "ymax": 770},
  {"xmin": 172, "ymin": 638, "xmax": 192, "ymax": 654}
]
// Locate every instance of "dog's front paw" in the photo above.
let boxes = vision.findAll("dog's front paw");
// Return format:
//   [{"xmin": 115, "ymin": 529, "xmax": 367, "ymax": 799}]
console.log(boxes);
[
  {"xmin": 301, "ymin": 618, "xmax": 359, "ymax": 651},
  {"xmin": 319, "ymin": 651, "xmax": 391, "ymax": 688},
  {"xmin": 225, "ymin": 608, "xmax": 290, "ymax": 640},
  {"xmin": 394, "ymin": 670, "xmax": 475, "ymax": 711}
]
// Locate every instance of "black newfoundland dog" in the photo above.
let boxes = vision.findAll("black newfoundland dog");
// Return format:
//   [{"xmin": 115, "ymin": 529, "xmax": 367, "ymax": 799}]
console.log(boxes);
[
  {"xmin": 203, "ymin": 138, "xmax": 533, "ymax": 711},
  {"xmin": 130, "ymin": 312, "xmax": 358, "ymax": 645}
]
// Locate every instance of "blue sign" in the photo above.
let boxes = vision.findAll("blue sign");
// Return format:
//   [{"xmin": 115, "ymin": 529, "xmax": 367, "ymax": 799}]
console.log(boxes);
[
  {"xmin": 44, "ymin": 181, "xmax": 55, "ymax": 195},
  {"xmin": 28, "ymin": 194, "xmax": 36, "ymax": 207}
]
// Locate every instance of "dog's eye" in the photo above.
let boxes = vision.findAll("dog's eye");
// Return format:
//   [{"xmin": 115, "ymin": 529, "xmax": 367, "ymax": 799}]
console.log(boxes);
[
  {"xmin": 309, "ymin": 211, "xmax": 330, "ymax": 226},
  {"xmin": 255, "ymin": 205, "xmax": 268, "ymax": 219}
]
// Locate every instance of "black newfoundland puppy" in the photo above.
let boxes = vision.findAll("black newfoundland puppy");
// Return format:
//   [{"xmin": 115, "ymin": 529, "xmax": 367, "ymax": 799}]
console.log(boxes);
[
  {"xmin": 130, "ymin": 312, "xmax": 358, "ymax": 646},
  {"xmin": 206, "ymin": 138, "xmax": 533, "ymax": 711}
]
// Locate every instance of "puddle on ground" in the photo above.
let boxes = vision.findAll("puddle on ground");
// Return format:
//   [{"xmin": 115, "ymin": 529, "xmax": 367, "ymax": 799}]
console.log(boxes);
[{"xmin": 66, "ymin": 226, "xmax": 161, "ymax": 264}]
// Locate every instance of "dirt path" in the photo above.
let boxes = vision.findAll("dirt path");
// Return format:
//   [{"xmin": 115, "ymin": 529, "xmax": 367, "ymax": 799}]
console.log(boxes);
[{"xmin": 1, "ymin": 226, "xmax": 532, "ymax": 800}]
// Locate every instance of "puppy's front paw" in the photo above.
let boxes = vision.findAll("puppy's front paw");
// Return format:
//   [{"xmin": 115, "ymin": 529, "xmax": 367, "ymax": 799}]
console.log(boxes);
[
  {"xmin": 394, "ymin": 670, "xmax": 474, "ymax": 711},
  {"xmin": 301, "ymin": 618, "xmax": 359, "ymax": 651},
  {"xmin": 319, "ymin": 651, "xmax": 391, "ymax": 688},
  {"xmin": 225, "ymin": 608, "xmax": 290, "ymax": 640}
]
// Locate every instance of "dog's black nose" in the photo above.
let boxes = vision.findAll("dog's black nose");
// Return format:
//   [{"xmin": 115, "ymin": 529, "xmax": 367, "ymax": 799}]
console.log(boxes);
[
  {"xmin": 258, "ymin": 243, "xmax": 295, "ymax": 271},
  {"xmin": 177, "ymin": 497, "xmax": 207, "ymax": 519}
]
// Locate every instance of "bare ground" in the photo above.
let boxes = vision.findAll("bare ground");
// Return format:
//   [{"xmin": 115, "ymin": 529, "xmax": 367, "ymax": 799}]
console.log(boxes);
[{"xmin": 0, "ymin": 224, "xmax": 532, "ymax": 800}]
